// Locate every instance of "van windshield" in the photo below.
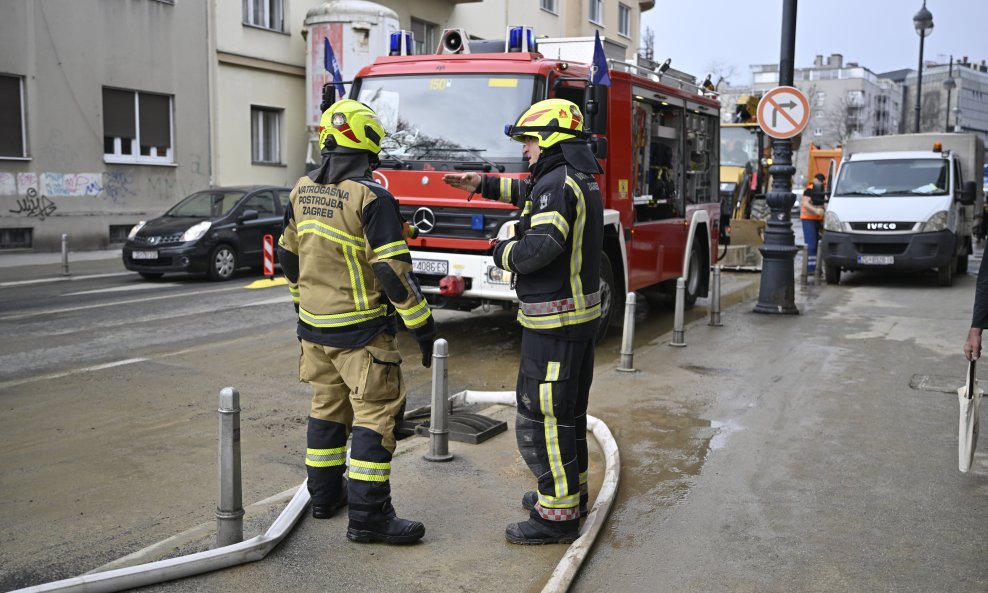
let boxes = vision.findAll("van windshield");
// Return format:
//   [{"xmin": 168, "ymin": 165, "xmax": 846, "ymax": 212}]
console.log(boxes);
[
  {"xmin": 833, "ymin": 158, "xmax": 949, "ymax": 196},
  {"xmin": 356, "ymin": 74, "xmax": 536, "ymax": 163}
]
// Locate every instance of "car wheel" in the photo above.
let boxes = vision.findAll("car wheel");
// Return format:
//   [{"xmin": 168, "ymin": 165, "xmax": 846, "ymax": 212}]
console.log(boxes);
[
  {"xmin": 683, "ymin": 239, "xmax": 705, "ymax": 308},
  {"xmin": 139, "ymin": 272, "xmax": 164, "ymax": 280},
  {"xmin": 594, "ymin": 253, "xmax": 615, "ymax": 345},
  {"xmin": 208, "ymin": 245, "xmax": 237, "ymax": 281}
]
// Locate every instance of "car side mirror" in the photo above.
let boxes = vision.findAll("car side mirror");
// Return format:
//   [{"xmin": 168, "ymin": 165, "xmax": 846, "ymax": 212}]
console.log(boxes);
[
  {"xmin": 238, "ymin": 209, "xmax": 259, "ymax": 223},
  {"xmin": 960, "ymin": 181, "xmax": 977, "ymax": 206}
]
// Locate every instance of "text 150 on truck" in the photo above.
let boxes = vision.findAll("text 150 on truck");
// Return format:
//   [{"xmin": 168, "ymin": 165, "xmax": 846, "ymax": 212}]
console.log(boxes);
[
  {"xmin": 821, "ymin": 133, "xmax": 985, "ymax": 287},
  {"xmin": 352, "ymin": 26, "xmax": 722, "ymax": 342}
]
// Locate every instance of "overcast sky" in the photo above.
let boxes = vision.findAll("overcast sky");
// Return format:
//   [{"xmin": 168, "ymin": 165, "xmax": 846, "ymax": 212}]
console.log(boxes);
[{"xmin": 639, "ymin": 0, "xmax": 988, "ymax": 85}]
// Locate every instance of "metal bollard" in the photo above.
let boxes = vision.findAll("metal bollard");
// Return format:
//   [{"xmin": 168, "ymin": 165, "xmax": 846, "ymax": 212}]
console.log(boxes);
[
  {"xmin": 617, "ymin": 292, "xmax": 637, "ymax": 372},
  {"xmin": 216, "ymin": 387, "xmax": 244, "ymax": 547},
  {"xmin": 61, "ymin": 234, "xmax": 70, "ymax": 276},
  {"xmin": 799, "ymin": 243, "xmax": 808, "ymax": 286},
  {"xmin": 708, "ymin": 266, "xmax": 722, "ymax": 327},
  {"xmin": 814, "ymin": 236, "xmax": 823, "ymax": 281},
  {"xmin": 424, "ymin": 339, "xmax": 453, "ymax": 462},
  {"xmin": 670, "ymin": 277, "xmax": 686, "ymax": 347}
]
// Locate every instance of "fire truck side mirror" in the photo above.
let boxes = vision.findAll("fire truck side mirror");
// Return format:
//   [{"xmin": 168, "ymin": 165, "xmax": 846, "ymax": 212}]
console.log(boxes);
[
  {"xmin": 590, "ymin": 137, "xmax": 608, "ymax": 159},
  {"xmin": 586, "ymin": 84, "xmax": 609, "ymax": 136}
]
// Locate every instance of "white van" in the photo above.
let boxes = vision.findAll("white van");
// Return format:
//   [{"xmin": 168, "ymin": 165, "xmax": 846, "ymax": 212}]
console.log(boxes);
[{"xmin": 821, "ymin": 133, "xmax": 985, "ymax": 286}]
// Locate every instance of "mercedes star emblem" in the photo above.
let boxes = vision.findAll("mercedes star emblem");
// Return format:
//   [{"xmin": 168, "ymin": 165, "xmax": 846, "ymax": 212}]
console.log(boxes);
[{"xmin": 412, "ymin": 207, "xmax": 436, "ymax": 234}]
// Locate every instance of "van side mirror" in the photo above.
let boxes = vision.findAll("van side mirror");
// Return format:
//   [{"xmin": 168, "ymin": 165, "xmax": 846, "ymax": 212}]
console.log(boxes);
[
  {"xmin": 961, "ymin": 181, "xmax": 977, "ymax": 206},
  {"xmin": 238, "ymin": 209, "xmax": 259, "ymax": 223}
]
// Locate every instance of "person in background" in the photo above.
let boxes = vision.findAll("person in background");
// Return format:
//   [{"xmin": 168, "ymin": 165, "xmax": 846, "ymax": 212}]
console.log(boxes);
[
  {"xmin": 278, "ymin": 99, "xmax": 436, "ymax": 545},
  {"xmin": 443, "ymin": 98, "xmax": 603, "ymax": 545},
  {"xmin": 801, "ymin": 172, "xmax": 827, "ymax": 274},
  {"xmin": 964, "ymin": 249, "xmax": 988, "ymax": 361}
]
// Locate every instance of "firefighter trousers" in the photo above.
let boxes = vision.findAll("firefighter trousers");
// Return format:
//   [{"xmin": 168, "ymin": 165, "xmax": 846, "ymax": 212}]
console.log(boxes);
[
  {"xmin": 299, "ymin": 332, "xmax": 406, "ymax": 522},
  {"xmin": 515, "ymin": 329, "xmax": 594, "ymax": 526}
]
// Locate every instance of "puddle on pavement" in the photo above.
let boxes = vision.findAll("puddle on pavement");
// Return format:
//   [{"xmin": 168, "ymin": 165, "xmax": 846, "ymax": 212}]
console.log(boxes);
[{"xmin": 592, "ymin": 397, "xmax": 737, "ymax": 551}]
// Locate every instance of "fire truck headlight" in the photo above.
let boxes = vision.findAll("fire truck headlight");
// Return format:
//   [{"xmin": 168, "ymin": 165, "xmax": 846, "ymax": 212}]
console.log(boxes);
[
  {"xmin": 823, "ymin": 210, "xmax": 842, "ymax": 232},
  {"xmin": 487, "ymin": 266, "xmax": 512, "ymax": 285}
]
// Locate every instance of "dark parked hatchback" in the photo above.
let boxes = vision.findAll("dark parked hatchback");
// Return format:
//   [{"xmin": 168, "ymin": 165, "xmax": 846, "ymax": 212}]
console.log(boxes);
[{"xmin": 123, "ymin": 185, "xmax": 291, "ymax": 281}]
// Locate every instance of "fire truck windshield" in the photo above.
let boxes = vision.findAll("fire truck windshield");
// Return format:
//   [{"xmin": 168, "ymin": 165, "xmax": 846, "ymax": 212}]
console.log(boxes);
[{"xmin": 356, "ymin": 74, "xmax": 536, "ymax": 163}]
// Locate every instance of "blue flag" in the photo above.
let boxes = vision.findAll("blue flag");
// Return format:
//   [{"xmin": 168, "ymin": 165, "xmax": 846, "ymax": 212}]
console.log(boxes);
[
  {"xmin": 324, "ymin": 38, "xmax": 346, "ymax": 100},
  {"xmin": 591, "ymin": 30, "xmax": 611, "ymax": 87}
]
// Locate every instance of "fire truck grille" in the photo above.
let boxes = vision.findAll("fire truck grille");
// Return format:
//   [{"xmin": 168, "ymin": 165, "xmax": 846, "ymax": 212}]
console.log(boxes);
[{"xmin": 399, "ymin": 205, "xmax": 520, "ymax": 241}]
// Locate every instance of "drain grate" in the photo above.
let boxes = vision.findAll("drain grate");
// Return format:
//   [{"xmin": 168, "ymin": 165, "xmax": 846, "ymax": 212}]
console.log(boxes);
[{"xmin": 400, "ymin": 412, "xmax": 508, "ymax": 445}]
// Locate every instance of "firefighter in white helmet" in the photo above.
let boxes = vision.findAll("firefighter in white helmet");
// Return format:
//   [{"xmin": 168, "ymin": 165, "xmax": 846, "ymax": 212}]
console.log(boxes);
[
  {"xmin": 444, "ymin": 98, "xmax": 604, "ymax": 544},
  {"xmin": 278, "ymin": 99, "xmax": 436, "ymax": 545}
]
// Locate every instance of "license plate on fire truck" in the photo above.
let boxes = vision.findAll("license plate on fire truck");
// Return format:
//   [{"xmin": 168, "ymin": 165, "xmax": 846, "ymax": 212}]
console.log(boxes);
[{"xmin": 413, "ymin": 258, "xmax": 448, "ymax": 275}]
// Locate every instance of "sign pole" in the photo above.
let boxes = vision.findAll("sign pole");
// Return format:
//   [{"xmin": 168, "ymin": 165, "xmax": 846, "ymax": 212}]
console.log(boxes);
[{"xmin": 754, "ymin": 0, "xmax": 800, "ymax": 315}]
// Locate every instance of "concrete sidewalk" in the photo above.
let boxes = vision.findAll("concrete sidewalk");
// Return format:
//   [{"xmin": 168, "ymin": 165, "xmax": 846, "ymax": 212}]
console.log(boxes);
[{"xmin": 19, "ymin": 264, "xmax": 988, "ymax": 593}]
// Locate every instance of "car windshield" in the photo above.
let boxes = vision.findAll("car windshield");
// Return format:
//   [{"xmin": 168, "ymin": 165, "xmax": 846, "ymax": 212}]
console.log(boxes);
[
  {"xmin": 356, "ymin": 74, "xmax": 536, "ymax": 163},
  {"xmin": 720, "ymin": 126, "xmax": 759, "ymax": 167},
  {"xmin": 834, "ymin": 159, "xmax": 949, "ymax": 196},
  {"xmin": 165, "ymin": 190, "xmax": 246, "ymax": 218}
]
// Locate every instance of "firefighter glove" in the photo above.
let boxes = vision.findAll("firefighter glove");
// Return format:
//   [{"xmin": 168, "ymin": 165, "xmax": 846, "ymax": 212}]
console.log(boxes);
[{"xmin": 409, "ymin": 317, "xmax": 437, "ymax": 369}]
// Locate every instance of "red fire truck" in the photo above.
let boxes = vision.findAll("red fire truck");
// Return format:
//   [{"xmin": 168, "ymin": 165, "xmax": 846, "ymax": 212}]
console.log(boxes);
[{"xmin": 349, "ymin": 27, "xmax": 721, "ymax": 341}]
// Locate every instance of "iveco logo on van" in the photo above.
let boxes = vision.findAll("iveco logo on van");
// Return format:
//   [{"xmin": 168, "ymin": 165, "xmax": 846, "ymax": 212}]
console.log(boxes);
[{"xmin": 867, "ymin": 222, "xmax": 898, "ymax": 230}]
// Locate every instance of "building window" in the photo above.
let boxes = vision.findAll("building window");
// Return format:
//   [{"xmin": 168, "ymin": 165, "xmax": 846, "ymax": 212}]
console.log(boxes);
[
  {"xmin": 589, "ymin": 0, "xmax": 603, "ymax": 25},
  {"xmin": 244, "ymin": 0, "xmax": 284, "ymax": 32},
  {"xmin": 540, "ymin": 0, "xmax": 557, "ymax": 13},
  {"xmin": 0, "ymin": 227, "xmax": 32, "ymax": 249},
  {"xmin": 251, "ymin": 106, "xmax": 282, "ymax": 164},
  {"xmin": 814, "ymin": 91, "xmax": 826, "ymax": 107},
  {"xmin": 618, "ymin": 4, "xmax": 631, "ymax": 37},
  {"xmin": 102, "ymin": 88, "xmax": 174, "ymax": 164},
  {"xmin": 0, "ymin": 75, "xmax": 27, "ymax": 158},
  {"xmin": 411, "ymin": 18, "xmax": 437, "ymax": 55},
  {"xmin": 109, "ymin": 224, "xmax": 133, "ymax": 244},
  {"xmin": 813, "ymin": 127, "xmax": 823, "ymax": 136}
]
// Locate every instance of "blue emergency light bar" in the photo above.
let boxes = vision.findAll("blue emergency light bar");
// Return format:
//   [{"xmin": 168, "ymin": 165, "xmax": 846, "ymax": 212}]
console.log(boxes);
[
  {"xmin": 506, "ymin": 26, "xmax": 535, "ymax": 53},
  {"xmin": 389, "ymin": 30, "xmax": 414, "ymax": 56}
]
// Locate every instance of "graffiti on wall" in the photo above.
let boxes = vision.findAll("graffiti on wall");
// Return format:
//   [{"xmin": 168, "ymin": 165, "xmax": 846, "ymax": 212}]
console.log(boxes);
[{"xmin": 8, "ymin": 188, "xmax": 57, "ymax": 221}]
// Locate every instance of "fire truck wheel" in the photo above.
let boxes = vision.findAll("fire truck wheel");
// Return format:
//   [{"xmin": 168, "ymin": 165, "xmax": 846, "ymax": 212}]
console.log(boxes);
[
  {"xmin": 684, "ymin": 240, "xmax": 704, "ymax": 308},
  {"xmin": 594, "ymin": 253, "xmax": 615, "ymax": 345}
]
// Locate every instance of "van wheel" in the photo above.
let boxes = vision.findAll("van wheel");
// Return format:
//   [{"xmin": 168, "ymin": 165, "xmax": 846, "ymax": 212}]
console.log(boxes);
[
  {"xmin": 938, "ymin": 259, "xmax": 956, "ymax": 287},
  {"xmin": 208, "ymin": 245, "xmax": 237, "ymax": 281},
  {"xmin": 683, "ymin": 240, "xmax": 704, "ymax": 308},
  {"xmin": 594, "ymin": 253, "xmax": 615, "ymax": 345},
  {"xmin": 824, "ymin": 263, "xmax": 840, "ymax": 285}
]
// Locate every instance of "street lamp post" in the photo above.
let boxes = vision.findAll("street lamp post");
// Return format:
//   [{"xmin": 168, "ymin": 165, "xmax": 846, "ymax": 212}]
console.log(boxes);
[
  {"xmin": 913, "ymin": 1, "xmax": 934, "ymax": 133},
  {"xmin": 753, "ymin": 0, "xmax": 799, "ymax": 315},
  {"xmin": 943, "ymin": 56, "xmax": 956, "ymax": 132}
]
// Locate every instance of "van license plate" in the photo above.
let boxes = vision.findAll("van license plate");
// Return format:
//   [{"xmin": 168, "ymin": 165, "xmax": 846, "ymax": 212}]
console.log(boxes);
[
  {"xmin": 132, "ymin": 251, "xmax": 158, "ymax": 260},
  {"xmin": 858, "ymin": 255, "xmax": 893, "ymax": 265},
  {"xmin": 413, "ymin": 258, "xmax": 448, "ymax": 275}
]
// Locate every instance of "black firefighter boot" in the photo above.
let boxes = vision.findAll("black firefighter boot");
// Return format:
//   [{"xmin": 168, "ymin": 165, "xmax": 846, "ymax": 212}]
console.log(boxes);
[
  {"xmin": 311, "ymin": 477, "xmax": 348, "ymax": 519},
  {"xmin": 346, "ymin": 501, "xmax": 425, "ymax": 545},
  {"xmin": 505, "ymin": 510, "xmax": 579, "ymax": 545}
]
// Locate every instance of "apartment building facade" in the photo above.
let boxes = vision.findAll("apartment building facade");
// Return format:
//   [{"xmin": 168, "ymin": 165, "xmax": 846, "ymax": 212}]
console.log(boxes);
[{"xmin": 0, "ymin": 0, "xmax": 651, "ymax": 252}]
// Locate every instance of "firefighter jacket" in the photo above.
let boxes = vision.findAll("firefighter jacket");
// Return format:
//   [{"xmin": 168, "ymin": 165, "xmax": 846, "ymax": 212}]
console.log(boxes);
[
  {"xmin": 278, "ymin": 172, "xmax": 435, "ymax": 349},
  {"xmin": 480, "ymin": 149, "xmax": 604, "ymax": 340}
]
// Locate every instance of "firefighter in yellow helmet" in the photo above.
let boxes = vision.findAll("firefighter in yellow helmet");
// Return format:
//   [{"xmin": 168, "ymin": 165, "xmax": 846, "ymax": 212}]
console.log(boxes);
[
  {"xmin": 278, "ymin": 99, "xmax": 436, "ymax": 544},
  {"xmin": 443, "ymin": 98, "xmax": 604, "ymax": 544}
]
